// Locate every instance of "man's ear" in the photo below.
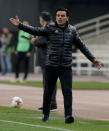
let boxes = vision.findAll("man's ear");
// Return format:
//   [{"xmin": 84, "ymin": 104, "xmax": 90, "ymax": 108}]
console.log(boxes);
[{"xmin": 67, "ymin": 16, "xmax": 69, "ymax": 21}]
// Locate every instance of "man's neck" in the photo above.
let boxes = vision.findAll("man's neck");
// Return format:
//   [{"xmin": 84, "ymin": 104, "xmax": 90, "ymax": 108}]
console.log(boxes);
[
  {"xmin": 57, "ymin": 22, "xmax": 68, "ymax": 29},
  {"xmin": 43, "ymin": 21, "xmax": 48, "ymax": 27},
  {"xmin": 58, "ymin": 24, "xmax": 66, "ymax": 28}
]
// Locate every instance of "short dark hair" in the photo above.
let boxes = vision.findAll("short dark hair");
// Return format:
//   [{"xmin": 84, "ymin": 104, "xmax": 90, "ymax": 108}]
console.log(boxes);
[
  {"xmin": 56, "ymin": 8, "xmax": 69, "ymax": 16},
  {"xmin": 40, "ymin": 11, "xmax": 52, "ymax": 22}
]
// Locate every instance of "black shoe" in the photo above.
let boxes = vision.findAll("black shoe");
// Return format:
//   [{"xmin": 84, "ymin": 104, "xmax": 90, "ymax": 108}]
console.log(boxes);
[
  {"xmin": 37, "ymin": 107, "xmax": 43, "ymax": 111},
  {"xmin": 42, "ymin": 115, "xmax": 49, "ymax": 122},
  {"xmin": 65, "ymin": 116, "xmax": 74, "ymax": 124},
  {"xmin": 50, "ymin": 105, "xmax": 57, "ymax": 111}
]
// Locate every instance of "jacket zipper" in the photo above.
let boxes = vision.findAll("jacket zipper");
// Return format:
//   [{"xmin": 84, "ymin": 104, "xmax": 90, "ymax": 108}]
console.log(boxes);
[{"xmin": 59, "ymin": 29, "xmax": 65, "ymax": 65}]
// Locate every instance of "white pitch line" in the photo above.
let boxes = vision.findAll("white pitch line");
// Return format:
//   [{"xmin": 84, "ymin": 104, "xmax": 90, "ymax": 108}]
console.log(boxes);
[
  {"xmin": 0, "ymin": 119, "xmax": 76, "ymax": 131},
  {"xmin": 78, "ymin": 121, "xmax": 92, "ymax": 125},
  {"xmin": 78, "ymin": 121, "xmax": 109, "ymax": 127}
]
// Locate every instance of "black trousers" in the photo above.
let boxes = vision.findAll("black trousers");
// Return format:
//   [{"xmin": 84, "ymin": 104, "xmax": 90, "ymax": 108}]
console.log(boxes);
[
  {"xmin": 43, "ymin": 66, "xmax": 72, "ymax": 117},
  {"xmin": 41, "ymin": 67, "xmax": 57, "ymax": 107},
  {"xmin": 15, "ymin": 52, "xmax": 30, "ymax": 80}
]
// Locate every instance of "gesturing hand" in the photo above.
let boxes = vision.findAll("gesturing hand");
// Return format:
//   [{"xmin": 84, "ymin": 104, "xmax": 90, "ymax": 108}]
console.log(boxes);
[
  {"xmin": 9, "ymin": 16, "xmax": 20, "ymax": 26},
  {"xmin": 30, "ymin": 38, "xmax": 36, "ymax": 45},
  {"xmin": 93, "ymin": 59, "xmax": 101, "ymax": 69}
]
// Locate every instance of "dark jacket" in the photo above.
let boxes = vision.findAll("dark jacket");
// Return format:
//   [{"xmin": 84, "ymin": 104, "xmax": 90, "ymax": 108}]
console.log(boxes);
[
  {"xmin": 35, "ymin": 36, "xmax": 47, "ymax": 67},
  {"xmin": 0, "ymin": 38, "xmax": 2, "ymax": 48},
  {"xmin": 18, "ymin": 22, "xmax": 95, "ymax": 67}
]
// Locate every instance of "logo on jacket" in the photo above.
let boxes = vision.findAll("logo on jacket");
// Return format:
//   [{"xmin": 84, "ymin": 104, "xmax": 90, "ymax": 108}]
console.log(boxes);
[
  {"xmin": 69, "ymin": 30, "xmax": 72, "ymax": 34},
  {"xmin": 55, "ymin": 30, "xmax": 58, "ymax": 33}
]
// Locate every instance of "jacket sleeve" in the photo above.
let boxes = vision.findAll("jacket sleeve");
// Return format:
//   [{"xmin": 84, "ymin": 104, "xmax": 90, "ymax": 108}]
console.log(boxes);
[
  {"xmin": 34, "ymin": 37, "xmax": 47, "ymax": 48},
  {"xmin": 18, "ymin": 23, "xmax": 48, "ymax": 36},
  {"xmin": 73, "ymin": 29, "xmax": 95, "ymax": 62}
]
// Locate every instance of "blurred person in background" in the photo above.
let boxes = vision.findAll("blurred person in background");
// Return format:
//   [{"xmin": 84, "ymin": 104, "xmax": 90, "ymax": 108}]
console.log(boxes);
[
  {"xmin": 11, "ymin": 21, "xmax": 32, "ymax": 83},
  {"xmin": 9, "ymin": 8, "xmax": 101, "ymax": 124},
  {"xmin": 0, "ymin": 27, "xmax": 15, "ymax": 75},
  {"xmin": 0, "ymin": 33, "xmax": 1, "ymax": 71},
  {"xmin": 0, "ymin": 39, "xmax": 1, "ymax": 47},
  {"xmin": 31, "ymin": 11, "xmax": 58, "ymax": 111}
]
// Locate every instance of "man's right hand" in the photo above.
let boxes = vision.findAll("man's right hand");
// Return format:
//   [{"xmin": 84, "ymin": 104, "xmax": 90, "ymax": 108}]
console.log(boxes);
[
  {"xmin": 9, "ymin": 16, "xmax": 20, "ymax": 26},
  {"xmin": 30, "ymin": 37, "xmax": 37, "ymax": 45}
]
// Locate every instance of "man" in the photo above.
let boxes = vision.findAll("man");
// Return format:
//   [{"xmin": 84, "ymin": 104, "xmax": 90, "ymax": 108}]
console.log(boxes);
[
  {"xmin": 31, "ymin": 11, "xmax": 57, "ymax": 111},
  {"xmin": 0, "ymin": 27, "xmax": 15, "ymax": 75},
  {"xmin": 12, "ymin": 21, "xmax": 32, "ymax": 83},
  {"xmin": 9, "ymin": 8, "xmax": 101, "ymax": 124}
]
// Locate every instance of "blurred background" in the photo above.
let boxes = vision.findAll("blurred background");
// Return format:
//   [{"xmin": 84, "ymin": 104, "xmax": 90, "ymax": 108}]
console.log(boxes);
[
  {"xmin": 0, "ymin": 0, "xmax": 109, "ymax": 28},
  {"xmin": 0, "ymin": 0, "xmax": 109, "ymax": 76}
]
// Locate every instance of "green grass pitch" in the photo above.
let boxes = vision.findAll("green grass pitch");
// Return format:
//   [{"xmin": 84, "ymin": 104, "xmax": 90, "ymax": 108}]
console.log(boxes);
[
  {"xmin": 0, "ymin": 81, "xmax": 109, "ymax": 130},
  {"xmin": 0, "ymin": 80, "xmax": 109, "ymax": 90},
  {"xmin": 0, "ymin": 106, "xmax": 109, "ymax": 131}
]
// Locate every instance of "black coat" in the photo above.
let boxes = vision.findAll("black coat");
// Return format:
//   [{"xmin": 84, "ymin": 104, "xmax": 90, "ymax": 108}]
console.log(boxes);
[
  {"xmin": 35, "ymin": 36, "xmax": 47, "ymax": 67},
  {"xmin": 19, "ymin": 22, "xmax": 95, "ymax": 67},
  {"xmin": 0, "ymin": 39, "xmax": 2, "ymax": 48}
]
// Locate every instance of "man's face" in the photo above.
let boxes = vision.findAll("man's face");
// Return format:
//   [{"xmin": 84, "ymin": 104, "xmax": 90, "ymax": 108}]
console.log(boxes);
[
  {"xmin": 2, "ymin": 27, "xmax": 9, "ymax": 34},
  {"xmin": 39, "ymin": 17, "xmax": 45, "ymax": 27},
  {"xmin": 56, "ymin": 11, "xmax": 69, "ymax": 27}
]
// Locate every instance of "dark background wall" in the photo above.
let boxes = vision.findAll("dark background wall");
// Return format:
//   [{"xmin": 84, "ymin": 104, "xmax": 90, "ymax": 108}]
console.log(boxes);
[
  {"xmin": 0, "ymin": 0, "xmax": 108, "ymax": 30},
  {"xmin": 39, "ymin": 0, "xmax": 109, "ymax": 24}
]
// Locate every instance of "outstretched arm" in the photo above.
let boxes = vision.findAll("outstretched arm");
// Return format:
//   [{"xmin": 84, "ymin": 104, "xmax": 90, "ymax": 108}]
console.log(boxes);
[
  {"xmin": 74, "ymin": 30, "xmax": 101, "ymax": 69},
  {"xmin": 9, "ymin": 16, "xmax": 48, "ymax": 36}
]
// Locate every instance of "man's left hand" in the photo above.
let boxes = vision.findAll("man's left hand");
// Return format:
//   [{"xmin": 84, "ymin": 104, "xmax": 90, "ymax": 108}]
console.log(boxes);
[{"xmin": 93, "ymin": 59, "xmax": 101, "ymax": 69}]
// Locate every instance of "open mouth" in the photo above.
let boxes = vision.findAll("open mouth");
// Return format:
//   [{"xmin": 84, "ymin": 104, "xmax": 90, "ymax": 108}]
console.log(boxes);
[{"xmin": 58, "ymin": 20, "xmax": 62, "ymax": 23}]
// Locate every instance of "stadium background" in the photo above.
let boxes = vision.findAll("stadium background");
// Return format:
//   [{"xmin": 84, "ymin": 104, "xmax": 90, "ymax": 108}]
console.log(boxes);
[
  {"xmin": 0, "ymin": 1, "xmax": 109, "ymax": 130},
  {"xmin": 0, "ymin": 0, "xmax": 108, "ymax": 73}
]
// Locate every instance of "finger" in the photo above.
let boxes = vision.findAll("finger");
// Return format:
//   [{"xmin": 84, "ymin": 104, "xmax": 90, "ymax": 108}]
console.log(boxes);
[
  {"xmin": 9, "ymin": 18, "xmax": 14, "ymax": 21},
  {"xmin": 16, "ymin": 16, "xmax": 19, "ymax": 20},
  {"xmin": 96, "ymin": 64, "xmax": 101, "ymax": 69}
]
